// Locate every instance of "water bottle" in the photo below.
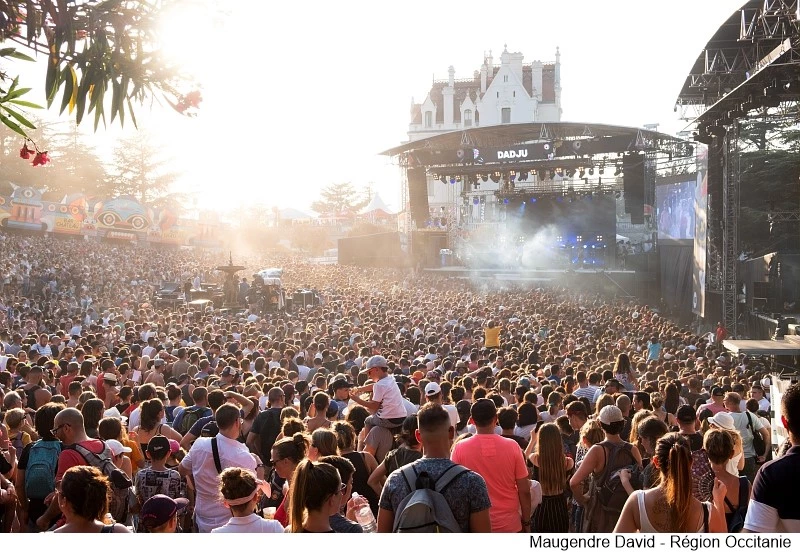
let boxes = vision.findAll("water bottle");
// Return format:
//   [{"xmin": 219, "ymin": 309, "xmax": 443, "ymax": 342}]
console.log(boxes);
[{"xmin": 351, "ymin": 492, "xmax": 376, "ymax": 533}]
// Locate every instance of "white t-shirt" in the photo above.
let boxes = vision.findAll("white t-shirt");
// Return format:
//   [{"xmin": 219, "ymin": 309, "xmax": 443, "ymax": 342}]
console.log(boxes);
[
  {"xmin": 296, "ymin": 365, "xmax": 311, "ymax": 381},
  {"xmin": 210, "ymin": 513, "xmax": 284, "ymax": 533},
  {"xmin": 372, "ymin": 375, "xmax": 407, "ymax": 420}
]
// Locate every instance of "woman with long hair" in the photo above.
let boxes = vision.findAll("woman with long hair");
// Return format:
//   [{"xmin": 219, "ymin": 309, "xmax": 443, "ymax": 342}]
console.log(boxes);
[
  {"xmin": 367, "ymin": 414, "xmax": 421, "ymax": 495},
  {"xmin": 271, "ymin": 432, "xmax": 310, "ymax": 528},
  {"xmin": 703, "ymin": 429, "xmax": 750, "ymax": 532},
  {"xmin": 613, "ymin": 353, "xmax": 638, "ymax": 391},
  {"xmin": 530, "ymin": 423, "xmax": 574, "ymax": 532},
  {"xmin": 288, "ymin": 460, "xmax": 345, "ymax": 532},
  {"xmin": 663, "ymin": 382, "xmax": 681, "ymax": 416},
  {"xmin": 52, "ymin": 466, "xmax": 130, "ymax": 533},
  {"xmin": 334, "ymin": 421, "xmax": 379, "ymax": 516},
  {"xmin": 614, "ymin": 433, "xmax": 727, "ymax": 533},
  {"xmin": 133, "ymin": 398, "xmax": 182, "ymax": 459}
]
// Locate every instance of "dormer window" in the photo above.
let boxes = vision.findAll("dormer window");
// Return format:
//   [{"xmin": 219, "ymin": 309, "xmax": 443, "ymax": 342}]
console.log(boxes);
[
  {"xmin": 504, "ymin": 75, "xmax": 508, "ymax": 82},
  {"xmin": 464, "ymin": 109, "xmax": 473, "ymax": 126},
  {"xmin": 424, "ymin": 111, "xmax": 432, "ymax": 128}
]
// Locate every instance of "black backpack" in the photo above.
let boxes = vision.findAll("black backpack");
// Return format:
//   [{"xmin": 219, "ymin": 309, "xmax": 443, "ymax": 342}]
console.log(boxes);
[
  {"xmin": 582, "ymin": 440, "xmax": 637, "ymax": 533},
  {"xmin": 746, "ymin": 413, "xmax": 767, "ymax": 457}
]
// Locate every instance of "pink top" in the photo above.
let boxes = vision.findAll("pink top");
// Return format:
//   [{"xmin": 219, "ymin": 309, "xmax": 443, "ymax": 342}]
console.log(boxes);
[{"xmin": 451, "ymin": 434, "xmax": 529, "ymax": 532}]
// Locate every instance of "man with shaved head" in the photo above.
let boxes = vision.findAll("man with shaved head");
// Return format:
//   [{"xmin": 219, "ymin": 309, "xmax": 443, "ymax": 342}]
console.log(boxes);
[{"xmin": 35, "ymin": 407, "xmax": 111, "ymax": 530}]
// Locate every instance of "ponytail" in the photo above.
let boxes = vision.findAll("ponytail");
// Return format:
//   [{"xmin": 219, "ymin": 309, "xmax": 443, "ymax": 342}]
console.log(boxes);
[
  {"xmin": 655, "ymin": 433, "xmax": 693, "ymax": 532},
  {"xmin": 287, "ymin": 460, "xmax": 341, "ymax": 533}
]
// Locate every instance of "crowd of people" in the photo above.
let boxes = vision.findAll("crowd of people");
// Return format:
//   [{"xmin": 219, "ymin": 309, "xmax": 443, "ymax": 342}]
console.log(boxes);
[{"xmin": 0, "ymin": 231, "xmax": 798, "ymax": 535}]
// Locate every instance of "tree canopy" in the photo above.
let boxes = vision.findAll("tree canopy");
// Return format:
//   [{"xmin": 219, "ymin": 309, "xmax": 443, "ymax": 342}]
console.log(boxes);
[
  {"xmin": 311, "ymin": 182, "xmax": 369, "ymax": 216},
  {"xmin": 0, "ymin": 1, "xmax": 197, "ymax": 158}
]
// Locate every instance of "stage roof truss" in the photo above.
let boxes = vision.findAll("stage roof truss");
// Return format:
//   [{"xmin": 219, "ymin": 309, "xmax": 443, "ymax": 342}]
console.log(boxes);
[{"xmin": 676, "ymin": 0, "xmax": 800, "ymax": 125}]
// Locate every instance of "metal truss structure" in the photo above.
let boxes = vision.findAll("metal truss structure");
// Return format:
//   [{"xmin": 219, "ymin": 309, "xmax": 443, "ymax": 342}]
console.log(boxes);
[
  {"xmin": 676, "ymin": 0, "xmax": 799, "ymax": 332},
  {"xmin": 722, "ymin": 123, "xmax": 741, "ymax": 335}
]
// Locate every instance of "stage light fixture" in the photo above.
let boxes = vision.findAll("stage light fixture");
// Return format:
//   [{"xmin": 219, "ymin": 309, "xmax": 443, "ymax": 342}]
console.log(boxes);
[
  {"xmin": 473, "ymin": 197, "xmax": 480, "ymax": 205},
  {"xmin": 503, "ymin": 198, "xmax": 509, "ymax": 204},
  {"xmin": 599, "ymin": 166, "xmax": 605, "ymax": 176},
  {"xmin": 518, "ymin": 171, "xmax": 529, "ymax": 181},
  {"xmin": 450, "ymin": 177, "xmax": 457, "ymax": 184},
  {"xmin": 530, "ymin": 197, "xmax": 537, "ymax": 203},
  {"xmin": 481, "ymin": 175, "xmax": 489, "ymax": 182},
  {"xmin": 537, "ymin": 169, "xmax": 546, "ymax": 180},
  {"xmin": 588, "ymin": 167, "xmax": 594, "ymax": 176},
  {"xmin": 567, "ymin": 168, "xmax": 576, "ymax": 178},
  {"xmin": 549, "ymin": 169, "xmax": 556, "ymax": 180},
  {"xmin": 432, "ymin": 174, "xmax": 439, "ymax": 180},
  {"xmin": 440, "ymin": 176, "xmax": 447, "ymax": 184},
  {"xmin": 614, "ymin": 165, "xmax": 622, "ymax": 176},
  {"xmin": 509, "ymin": 170, "xmax": 517, "ymax": 176},
  {"xmin": 578, "ymin": 167, "xmax": 585, "ymax": 178}
]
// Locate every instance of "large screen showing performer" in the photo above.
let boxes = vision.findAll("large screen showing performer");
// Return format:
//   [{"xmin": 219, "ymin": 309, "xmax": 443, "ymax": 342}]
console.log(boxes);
[{"xmin": 656, "ymin": 175, "xmax": 696, "ymax": 241}]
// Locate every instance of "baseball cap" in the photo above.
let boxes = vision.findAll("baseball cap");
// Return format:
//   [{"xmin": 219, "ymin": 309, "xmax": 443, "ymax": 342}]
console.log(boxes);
[
  {"xmin": 365, "ymin": 355, "xmax": 387, "ymax": 369},
  {"xmin": 330, "ymin": 377, "xmax": 354, "ymax": 391},
  {"xmin": 147, "ymin": 435, "xmax": 171, "ymax": 460},
  {"xmin": 711, "ymin": 387, "xmax": 725, "ymax": 396},
  {"xmin": 425, "ymin": 382, "xmax": 442, "ymax": 396},
  {"xmin": 676, "ymin": 405, "xmax": 697, "ymax": 423},
  {"xmin": 102, "ymin": 372, "xmax": 117, "ymax": 382},
  {"xmin": 140, "ymin": 494, "xmax": 189, "ymax": 531},
  {"xmin": 106, "ymin": 439, "xmax": 132, "ymax": 457},
  {"xmin": 598, "ymin": 405, "xmax": 624, "ymax": 425}
]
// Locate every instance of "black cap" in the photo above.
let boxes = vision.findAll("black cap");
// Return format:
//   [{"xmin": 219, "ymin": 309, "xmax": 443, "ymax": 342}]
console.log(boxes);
[
  {"xmin": 711, "ymin": 386, "xmax": 725, "ymax": 396},
  {"xmin": 676, "ymin": 405, "xmax": 697, "ymax": 423}
]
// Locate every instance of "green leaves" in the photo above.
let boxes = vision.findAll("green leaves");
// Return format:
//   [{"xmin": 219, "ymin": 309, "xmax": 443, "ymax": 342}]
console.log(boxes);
[
  {"xmin": 0, "ymin": 74, "xmax": 41, "ymax": 138},
  {"xmin": 0, "ymin": 0, "xmax": 194, "ymax": 138}
]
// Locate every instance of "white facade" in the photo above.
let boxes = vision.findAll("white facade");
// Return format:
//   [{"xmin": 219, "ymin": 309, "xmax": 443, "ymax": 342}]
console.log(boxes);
[{"xmin": 407, "ymin": 46, "xmax": 562, "ymax": 228}]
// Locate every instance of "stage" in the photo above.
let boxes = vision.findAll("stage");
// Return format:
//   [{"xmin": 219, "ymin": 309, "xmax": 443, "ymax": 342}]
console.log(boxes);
[{"xmin": 422, "ymin": 266, "xmax": 640, "ymax": 297}]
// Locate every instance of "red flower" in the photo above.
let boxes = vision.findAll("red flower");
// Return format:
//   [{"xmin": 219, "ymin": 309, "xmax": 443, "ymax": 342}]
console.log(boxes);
[
  {"xmin": 185, "ymin": 90, "xmax": 202, "ymax": 108},
  {"xmin": 32, "ymin": 151, "xmax": 50, "ymax": 167},
  {"xmin": 19, "ymin": 143, "xmax": 34, "ymax": 159}
]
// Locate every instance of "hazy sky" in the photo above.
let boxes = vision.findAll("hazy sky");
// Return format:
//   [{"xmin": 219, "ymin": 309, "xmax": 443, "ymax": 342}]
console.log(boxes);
[{"xmin": 7, "ymin": 0, "xmax": 746, "ymax": 213}]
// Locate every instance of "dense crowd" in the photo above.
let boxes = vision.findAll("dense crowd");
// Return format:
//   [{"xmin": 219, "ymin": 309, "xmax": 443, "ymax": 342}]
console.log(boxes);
[{"xmin": 1, "ymin": 231, "xmax": 798, "ymax": 534}]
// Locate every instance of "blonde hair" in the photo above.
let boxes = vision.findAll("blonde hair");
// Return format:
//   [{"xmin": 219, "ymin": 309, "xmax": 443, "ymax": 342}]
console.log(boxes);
[
  {"xmin": 4, "ymin": 408, "xmax": 26, "ymax": 429},
  {"xmin": 580, "ymin": 418, "xmax": 604, "ymax": 448}
]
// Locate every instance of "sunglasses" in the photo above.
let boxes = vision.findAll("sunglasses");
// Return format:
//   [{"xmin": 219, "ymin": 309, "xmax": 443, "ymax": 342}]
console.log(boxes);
[
  {"xmin": 268, "ymin": 457, "xmax": 286, "ymax": 467},
  {"xmin": 50, "ymin": 423, "xmax": 68, "ymax": 436}
]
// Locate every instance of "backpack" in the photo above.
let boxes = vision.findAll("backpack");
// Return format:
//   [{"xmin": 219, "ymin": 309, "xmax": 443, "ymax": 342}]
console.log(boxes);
[
  {"xmin": 392, "ymin": 463, "xmax": 468, "ymax": 533},
  {"xmin": 71, "ymin": 442, "xmax": 133, "ymax": 524},
  {"xmin": 725, "ymin": 476, "xmax": 750, "ymax": 533},
  {"xmin": 582, "ymin": 440, "xmax": 637, "ymax": 533},
  {"xmin": 24, "ymin": 440, "xmax": 62, "ymax": 500},
  {"xmin": 177, "ymin": 406, "xmax": 206, "ymax": 435},
  {"xmin": 746, "ymin": 413, "xmax": 767, "ymax": 457}
]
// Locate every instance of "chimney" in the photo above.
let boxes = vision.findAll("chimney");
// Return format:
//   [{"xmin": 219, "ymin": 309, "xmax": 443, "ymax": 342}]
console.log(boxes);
[
  {"xmin": 448, "ymin": 65, "xmax": 455, "ymax": 87},
  {"xmin": 480, "ymin": 64, "xmax": 487, "ymax": 93}
]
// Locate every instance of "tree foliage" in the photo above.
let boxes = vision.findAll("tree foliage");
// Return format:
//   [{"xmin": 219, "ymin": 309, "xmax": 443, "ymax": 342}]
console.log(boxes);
[
  {"xmin": 738, "ymin": 108, "xmax": 800, "ymax": 256},
  {"xmin": 0, "ymin": 0, "xmax": 196, "ymax": 139},
  {"xmin": 109, "ymin": 130, "xmax": 179, "ymax": 206},
  {"xmin": 311, "ymin": 182, "xmax": 368, "ymax": 216}
]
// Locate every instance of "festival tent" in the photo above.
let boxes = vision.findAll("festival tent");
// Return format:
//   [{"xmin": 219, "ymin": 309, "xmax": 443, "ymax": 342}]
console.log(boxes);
[{"xmin": 360, "ymin": 193, "xmax": 395, "ymax": 219}]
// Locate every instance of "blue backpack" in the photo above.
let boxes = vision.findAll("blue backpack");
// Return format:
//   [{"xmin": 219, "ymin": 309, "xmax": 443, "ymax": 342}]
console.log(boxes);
[{"xmin": 25, "ymin": 440, "xmax": 62, "ymax": 500}]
